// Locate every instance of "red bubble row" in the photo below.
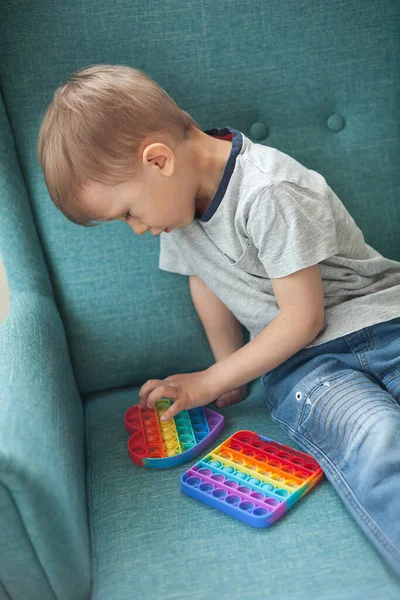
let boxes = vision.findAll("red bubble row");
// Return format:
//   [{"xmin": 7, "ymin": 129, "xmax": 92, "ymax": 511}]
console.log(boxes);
[{"xmin": 227, "ymin": 432, "xmax": 321, "ymax": 479}]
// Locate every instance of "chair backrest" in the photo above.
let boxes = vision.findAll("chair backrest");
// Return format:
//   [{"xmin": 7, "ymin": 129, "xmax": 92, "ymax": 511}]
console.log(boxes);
[{"xmin": 1, "ymin": 0, "xmax": 399, "ymax": 397}]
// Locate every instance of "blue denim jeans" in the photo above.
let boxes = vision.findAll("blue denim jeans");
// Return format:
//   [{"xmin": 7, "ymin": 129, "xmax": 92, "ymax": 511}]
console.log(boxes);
[{"xmin": 261, "ymin": 316, "xmax": 400, "ymax": 577}]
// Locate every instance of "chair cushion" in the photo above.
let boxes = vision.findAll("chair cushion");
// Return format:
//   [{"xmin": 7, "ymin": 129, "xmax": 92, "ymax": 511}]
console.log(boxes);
[{"xmin": 85, "ymin": 380, "xmax": 400, "ymax": 600}]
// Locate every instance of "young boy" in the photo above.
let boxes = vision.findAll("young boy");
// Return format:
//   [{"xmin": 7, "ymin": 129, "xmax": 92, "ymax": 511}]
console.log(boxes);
[{"xmin": 38, "ymin": 64, "xmax": 400, "ymax": 576}]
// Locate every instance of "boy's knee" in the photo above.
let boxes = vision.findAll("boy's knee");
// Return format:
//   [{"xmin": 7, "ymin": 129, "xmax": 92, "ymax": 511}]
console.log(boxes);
[{"xmin": 296, "ymin": 370, "xmax": 399, "ymax": 464}]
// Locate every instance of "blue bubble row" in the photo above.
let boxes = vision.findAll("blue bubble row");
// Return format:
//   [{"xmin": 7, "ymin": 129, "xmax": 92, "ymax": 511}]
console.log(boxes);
[
  {"xmin": 183, "ymin": 470, "xmax": 279, "ymax": 517},
  {"xmin": 187, "ymin": 407, "xmax": 210, "ymax": 443}
]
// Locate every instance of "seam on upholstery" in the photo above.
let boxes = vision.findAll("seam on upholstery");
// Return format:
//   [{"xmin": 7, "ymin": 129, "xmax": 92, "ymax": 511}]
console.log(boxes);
[
  {"xmin": 84, "ymin": 402, "xmax": 96, "ymax": 594},
  {"xmin": 0, "ymin": 482, "xmax": 57, "ymax": 599}
]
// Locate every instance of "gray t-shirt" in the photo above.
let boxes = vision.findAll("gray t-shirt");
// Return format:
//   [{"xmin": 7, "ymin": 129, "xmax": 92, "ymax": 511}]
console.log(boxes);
[{"xmin": 159, "ymin": 125, "xmax": 400, "ymax": 348}]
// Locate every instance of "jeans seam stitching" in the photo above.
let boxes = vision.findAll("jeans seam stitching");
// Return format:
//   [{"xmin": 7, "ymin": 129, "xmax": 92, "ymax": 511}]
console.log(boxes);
[
  {"xmin": 392, "ymin": 377, "xmax": 400, "ymax": 399},
  {"xmin": 386, "ymin": 372, "xmax": 400, "ymax": 385},
  {"xmin": 296, "ymin": 397, "xmax": 308, "ymax": 430},
  {"xmin": 364, "ymin": 326, "xmax": 375, "ymax": 351},
  {"xmin": 358, "ymin": 351, "xmax": 373, "ymax": 375}
]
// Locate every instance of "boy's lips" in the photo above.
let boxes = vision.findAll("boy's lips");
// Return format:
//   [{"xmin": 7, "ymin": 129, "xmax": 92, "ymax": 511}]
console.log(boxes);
[{"xmin": 152, "ymin": 228, "xmax": 172, "ymax": 236}]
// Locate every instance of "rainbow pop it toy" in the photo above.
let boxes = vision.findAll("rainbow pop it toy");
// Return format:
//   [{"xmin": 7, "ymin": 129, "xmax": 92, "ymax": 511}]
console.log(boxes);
[
  {"xmin": 181, "ymin": 430, "xmax": 324, "ymax": 527},
  {"xmin": 124, "ymin": 399, "xmax": 224, "ymax": 468}
]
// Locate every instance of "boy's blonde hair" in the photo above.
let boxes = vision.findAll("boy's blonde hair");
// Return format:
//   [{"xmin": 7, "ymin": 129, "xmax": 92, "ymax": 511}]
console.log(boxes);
[{"xmin": 37, "ymin": 64, "xmax": 200, "ymax": 226}]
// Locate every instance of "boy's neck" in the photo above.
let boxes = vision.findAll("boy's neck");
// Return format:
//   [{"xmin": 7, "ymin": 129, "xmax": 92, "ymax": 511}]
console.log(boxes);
[{"xmin": 188, "ymin": 127, "xmax": 233, "ymax": 218}]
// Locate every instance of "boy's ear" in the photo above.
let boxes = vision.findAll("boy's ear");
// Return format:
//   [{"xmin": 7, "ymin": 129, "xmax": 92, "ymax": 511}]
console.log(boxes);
[{"xmin": 142, "ymin": 143, "xmax": 175, "ymax": 176}]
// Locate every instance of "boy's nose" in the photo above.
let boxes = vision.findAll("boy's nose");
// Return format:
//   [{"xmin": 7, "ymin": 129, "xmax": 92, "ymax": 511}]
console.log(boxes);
[{"xmin": 130, "ymin": 223, "xmax": 148, "ymax": 235}]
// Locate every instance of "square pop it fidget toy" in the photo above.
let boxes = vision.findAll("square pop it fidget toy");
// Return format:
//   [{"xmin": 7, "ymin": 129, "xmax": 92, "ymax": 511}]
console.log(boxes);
[
  {"xmin": 181, "ymin": 430, "xmax": 324, "ymax": 527},
  {"xmin": 124, "ymin": 399, "xmax": 224, "ymax": 468}
]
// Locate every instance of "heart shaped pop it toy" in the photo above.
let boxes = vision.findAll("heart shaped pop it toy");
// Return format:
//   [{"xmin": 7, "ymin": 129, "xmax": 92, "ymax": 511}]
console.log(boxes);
[
  {"xmin": 124, "ymin": 399, "xmax": 224, "ymax": 468},
  {"xmin": 181, "ymin": 430, "xmax": 324, "ymax": 527}
]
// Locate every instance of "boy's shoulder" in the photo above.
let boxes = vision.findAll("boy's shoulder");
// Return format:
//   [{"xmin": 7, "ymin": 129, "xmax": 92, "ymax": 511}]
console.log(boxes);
[{"xmin": 238, "ymin": 132, "xmax": 327, "ymax": 198}]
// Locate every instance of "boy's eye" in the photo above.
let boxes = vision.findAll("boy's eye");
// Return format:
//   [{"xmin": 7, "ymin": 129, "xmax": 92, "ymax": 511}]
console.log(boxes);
[{"xmin": 125, "ymin": 212, "xmax": 132, "ymax": 220}]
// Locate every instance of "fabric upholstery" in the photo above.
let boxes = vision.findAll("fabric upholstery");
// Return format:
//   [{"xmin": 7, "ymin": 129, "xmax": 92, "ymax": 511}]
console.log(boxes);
[{"xmin": 85, "ymin": 383, "xmax": 400, "ymax": 599}]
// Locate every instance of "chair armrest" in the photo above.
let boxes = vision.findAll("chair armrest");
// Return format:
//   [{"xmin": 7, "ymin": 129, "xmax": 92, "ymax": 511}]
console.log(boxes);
[{"xmin": 0, "ymin": 292, "xmax": 91, "ymax": 600}]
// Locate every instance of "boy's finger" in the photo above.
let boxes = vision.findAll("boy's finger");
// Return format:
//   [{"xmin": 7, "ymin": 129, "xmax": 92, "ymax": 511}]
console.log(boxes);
[
  {"xmin": 147, "ymin": 383, "xmax": 180, "ymax": 409},
  {"xmin": 139, "ymin": 379, "xmax": 164, "ymax": 400},
  {"xmin": 160, "ymin": 401, "xmax": 183, "ymax": 422}
]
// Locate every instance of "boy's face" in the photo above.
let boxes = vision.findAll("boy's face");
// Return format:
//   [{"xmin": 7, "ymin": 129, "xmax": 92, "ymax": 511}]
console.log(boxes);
[{"xmin": 80, "ymin": 129, "xmax": 232, "ymax": 235}]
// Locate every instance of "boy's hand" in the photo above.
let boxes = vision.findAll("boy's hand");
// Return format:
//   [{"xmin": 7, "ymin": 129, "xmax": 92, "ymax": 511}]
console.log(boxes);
[{"xmin": 138, "ymin": 371, "xmax": 217, "ymax": 422}]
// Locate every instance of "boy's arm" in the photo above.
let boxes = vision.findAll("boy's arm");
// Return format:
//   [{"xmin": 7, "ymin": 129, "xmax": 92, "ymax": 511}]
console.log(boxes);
[
  {"xmin": 139, "ymin": 265, "xmax": 325, "ymax": 420},
  {"xmin": 205, "ymin": 264, "xmax": 325, "ymax": 398},
  {"xmin": 189, "ymin": 275, "xmax": 248, "ymax": 407},
  {"xmin": 189, "ymin": 275, "xmax": 244, "ymax": 361}
]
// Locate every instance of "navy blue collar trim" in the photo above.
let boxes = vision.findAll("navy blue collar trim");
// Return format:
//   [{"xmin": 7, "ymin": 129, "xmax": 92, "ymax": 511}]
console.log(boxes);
[{"xmin": 196, "ymin": 126, "xmax": 243, "ymax": 222}]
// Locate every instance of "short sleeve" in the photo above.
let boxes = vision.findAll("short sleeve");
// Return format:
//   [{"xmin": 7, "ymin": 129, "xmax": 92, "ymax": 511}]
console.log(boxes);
[
  {"xmin": 158, "ymin": 231, "xmax": 197, "ymax": 276},
  {"xmin": 246, "ymin": 181, "xmax": 338, "ymax": 278}
]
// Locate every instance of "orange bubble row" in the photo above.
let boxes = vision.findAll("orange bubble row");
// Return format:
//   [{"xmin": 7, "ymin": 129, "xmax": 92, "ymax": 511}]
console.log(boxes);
[{"xmin": 211, "ymin": 449, "xmax": 301, "ymax": 493}]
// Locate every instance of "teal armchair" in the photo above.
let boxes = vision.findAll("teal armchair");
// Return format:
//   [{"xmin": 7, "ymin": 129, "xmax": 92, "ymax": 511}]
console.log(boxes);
[{"xmin": 1, "ymin": 1, "xmax": 399, "ymax": 598}]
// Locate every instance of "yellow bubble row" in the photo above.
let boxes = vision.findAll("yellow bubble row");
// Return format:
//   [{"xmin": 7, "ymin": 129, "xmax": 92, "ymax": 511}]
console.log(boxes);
[
  {"xmin": 212, "ymin": 449, "xmax": 301, "ymax": 492},
  {"xmin": 155, "ymin": 399, "xmax": 182, "ymax": 457}
]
